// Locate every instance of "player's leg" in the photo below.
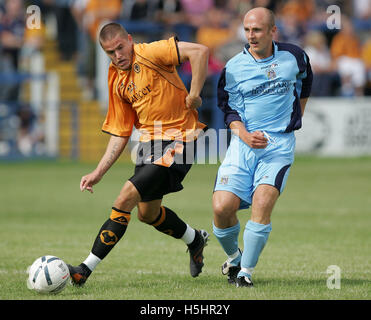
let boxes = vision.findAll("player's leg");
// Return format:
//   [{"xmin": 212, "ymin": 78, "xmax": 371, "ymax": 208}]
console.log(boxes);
[
  {"xmin": 251, "ymin": 184, "xmax": 279, "ymax": 224},
  {"xmin": 131, "ymin": 158, "xmax": 209, "ymax": 277},
  {"xmin": 236, "ymin": 184, "xmax": 277, "ymax": 287},
  {"xmin": 68, "ymin": 181, "xmax": 140, "ymax": 286},
  {"xmin": 132, "ymin": 163, "xmax": 196, "ymax": 244},
  {"xmin": 137, "ymin": 199, "xmax": 209, "ymax": 277},
  {"xmin": 138, "ymin": 200, "xmax": 193, "ymax": 243},
  {"xmin": 237, "ymin": 132, "xmax": 295, "ymax": 287},
  {"xmin": 212, "ymin": 135, "xmax": 254, "ymax": 284},
  {"xmin": 213, "ymin": 190, "xmax": 242, "ymax": 283}
]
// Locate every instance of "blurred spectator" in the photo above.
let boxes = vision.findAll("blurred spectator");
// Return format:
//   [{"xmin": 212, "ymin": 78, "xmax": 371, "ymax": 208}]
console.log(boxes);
[
  {"xmin": 81, "ymin": 0, "xmax": 122, "ymax": 46},
  {"xmin": 214, "ymin": 16, "xmax": 246, "ymax": 64},
  {"xmin": 22, "ymin": 14, "xmax": 45, "ymax": 55},
  {"xmin": 121, "ymin": 0, "xmax": 158, "ymax": 21},
  {"xmin": 353, "ymin": 0, "xmax": 371, "ymax": 20},
  {"xmin": 310, "ymin": 0, "xmax": 348, "ymax": 24},
  {"xmin": 155, "ymin": 0, "xmax": 184, "ymax": 27},
  {"xmin": 20, "ymin": 10, "xmax": 46, "ymax": 71},
  {"xmin": 155, "ymin": 0, "xmax": 196, "ymax": 42},
  {"xmin": 279, "ymin": 0, "xmax": 315, "ymax": 24},
  {"xmin": 253, "ymin": 0, "xmax": 282, "ymax": 12},
  {"xmin": 226, "ymin": 0, "xmax": 281, "ymax": 16},
  {"xmin": 50, "ymin": 0, "xmax": 78, "ymax": 61},
  {"xmin": 16, "ymin": 102, "xmax": 41, "ymax": 156},
  {"xmin": 0, "ymin": 0, "xmax": 25, "ymax": 101},
  {"xmin": 195, "ymin": 7, "xmax": 231, "ymax": 58},
  {"xmin": 72, "ymin": 0, "xmax": 122, "ymax": 100},
  {"xmin": 276, "ymin": 1, "xmax": 308, "ymax": 47},
  {"xmin": 180, "ymin": 0, "xmax": 214, "ymax": 29},
  {"xmin": 362, "ymin": 35, "xmax": 371, "ymax": 95},
  {"xmin": 277, "ymin": 14, "xmax": 306, "ymax": 46},
  {"xmin": 330, "ymin": 16, "xmax": 366, "ymax": 96},
  {"xmin": 129, "ymin": 0, "xmax": 149, "ymax": 20},
  {"xmin": 226, "ymin": 0, "xmax": 253, "ymax": 16},
  {"xmin": 275, "ymin": 0, "xmax": 316, "ymax": 46},
  {"xmin": 71, "ymin": 0, "xmax": 88, "ymax": 86},
  {"xmin": 352, "ymin": 0, "xmax": 371, "ymax": 33},
  {"xmin": 304, "ymin": 30, "xmax": 340, "ymax": 96},
  {"xmin": 190, "ymin": 6, "xmax": 229, "ymax": 74}
]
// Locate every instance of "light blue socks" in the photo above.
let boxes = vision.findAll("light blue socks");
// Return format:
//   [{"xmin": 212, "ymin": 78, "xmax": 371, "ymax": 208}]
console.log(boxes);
[
  {"xmin": 238, "ymin": 220, "xmax": 272, "ymax": 278},
  {"xmin": 213, "ymin": 220, "xmax": 272, "ymax": 279},
  {"xmin": 213, "ymin": 221, "xmax": 241, "ymax": 266}
]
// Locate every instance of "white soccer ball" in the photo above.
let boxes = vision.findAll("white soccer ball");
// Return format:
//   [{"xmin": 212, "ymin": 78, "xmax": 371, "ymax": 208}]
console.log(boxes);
[{"xmin": 27, "ymin": 255, "xmax": 70, "ymax": 294}]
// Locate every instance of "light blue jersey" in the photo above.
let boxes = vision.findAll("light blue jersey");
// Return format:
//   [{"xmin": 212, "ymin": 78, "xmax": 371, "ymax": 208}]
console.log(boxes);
[
  {"xmin": 218, "ymin": 41, "xmax": 312, "ymax": 133},
  {"xmin": 214, "ymin": 41, "xmax": 312, "ymax": 209}
]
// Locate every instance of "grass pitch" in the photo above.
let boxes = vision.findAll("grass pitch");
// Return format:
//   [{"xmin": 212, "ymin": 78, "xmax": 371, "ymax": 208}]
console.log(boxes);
[{"xmin": 0, "ymin": 156, "xmax": 370, "ymax": 300}]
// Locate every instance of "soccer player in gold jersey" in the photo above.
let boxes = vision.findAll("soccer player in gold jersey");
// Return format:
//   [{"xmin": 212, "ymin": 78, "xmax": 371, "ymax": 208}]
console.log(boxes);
[{"xmin": 67, "ymin": 22, "xmax": 210, "ymax": 286}]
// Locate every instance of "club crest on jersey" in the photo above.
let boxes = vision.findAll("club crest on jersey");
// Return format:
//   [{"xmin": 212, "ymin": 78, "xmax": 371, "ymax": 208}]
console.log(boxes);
[
  {"xmin": 266, "ymin": 68, "xmax": 277, "ymax": 80},
  {"xmin": 133, "ymin": 63, "xmax": 141, "ymax": 73}
]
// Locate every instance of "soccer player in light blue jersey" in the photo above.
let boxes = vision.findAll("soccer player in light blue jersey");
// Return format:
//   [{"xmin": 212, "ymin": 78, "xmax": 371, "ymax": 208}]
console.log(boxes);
[{"xmin": 212, "ymin": 7, "xmax": 313, "ymax": 287}]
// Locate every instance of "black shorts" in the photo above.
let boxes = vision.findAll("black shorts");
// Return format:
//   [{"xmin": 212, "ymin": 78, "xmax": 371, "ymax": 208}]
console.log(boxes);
[{"xmin": 128, "ymin": 140, "xmax": 196, "ymax": 202}]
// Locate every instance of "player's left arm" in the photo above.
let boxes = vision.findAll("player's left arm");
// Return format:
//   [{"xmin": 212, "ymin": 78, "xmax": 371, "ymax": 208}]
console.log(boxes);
[
  {"xmin": 300, "ymin": 98, "xmax": 309, "ymax": 116},
  {"xmin": 300, "ymin": 51, "xmax": 313, "ymax": 117},
  {"xmin": 177, "ymin": 41, "xmax": 209, "ymax": 109}
]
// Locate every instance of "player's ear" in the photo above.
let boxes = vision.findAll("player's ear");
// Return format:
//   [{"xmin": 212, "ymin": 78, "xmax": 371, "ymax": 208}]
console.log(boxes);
[{"xmin": 270, "ymin": 25, "xmax": 277, "ymax": 36}]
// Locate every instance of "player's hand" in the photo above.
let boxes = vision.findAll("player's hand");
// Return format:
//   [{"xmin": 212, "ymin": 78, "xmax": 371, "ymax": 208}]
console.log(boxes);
[
  {"xmin": 80, "ymin": 171, "xmax": 102, "ymax": 193},
  {"xmin": 185, "ymin": 94, "xmax": 202, "ymax": 109},
  {"xmin": 246, "ymin": 131, "xmax": 268, "ymax": 149}
]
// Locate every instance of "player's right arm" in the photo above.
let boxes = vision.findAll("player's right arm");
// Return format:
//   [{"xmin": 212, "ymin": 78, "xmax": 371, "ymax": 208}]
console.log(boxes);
[
  {"xmin": 217, "ymin": 68, "xmax": 267, "ymax": 149},
  {"xmin": 82, "ymin": 62, "xmax": 135, "ymax": 193},
  {"xmin": 80, "ymin": 135, "xmax": 130, "ymax": 193},
  {"xmin": 229, "ymin": 121, "xmax": 268, "ymax": 149},
  {"xmin": 177, "ymin": 41, "xmax": 209, "ymax": 109}
]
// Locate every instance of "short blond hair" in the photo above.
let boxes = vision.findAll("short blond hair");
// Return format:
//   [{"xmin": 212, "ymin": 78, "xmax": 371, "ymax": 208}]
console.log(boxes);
[{"xmin": 99, "ymin": 22, "xmax": 128, "ymax": 43}]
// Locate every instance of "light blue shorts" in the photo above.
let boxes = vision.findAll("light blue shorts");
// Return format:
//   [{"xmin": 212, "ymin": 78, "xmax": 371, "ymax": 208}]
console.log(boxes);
[{"xmin": 214, "ymin": 131, "xmax": 295, "ymax": 210}]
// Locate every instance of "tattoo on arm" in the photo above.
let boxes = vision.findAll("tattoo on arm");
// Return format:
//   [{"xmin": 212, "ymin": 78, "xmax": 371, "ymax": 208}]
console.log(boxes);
[
  {"xmin": 100, "ymin": 140, "xmax": 123, "ymax": 174},
  {"xmin": 108, "ymin": 142, "xmax": 120, "ymax": 168}
]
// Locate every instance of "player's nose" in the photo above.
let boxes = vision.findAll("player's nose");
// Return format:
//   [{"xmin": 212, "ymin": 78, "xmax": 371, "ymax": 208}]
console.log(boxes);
[{"xmin": 115, "ymin": 50, "xmax": 122, "ymax": 60}]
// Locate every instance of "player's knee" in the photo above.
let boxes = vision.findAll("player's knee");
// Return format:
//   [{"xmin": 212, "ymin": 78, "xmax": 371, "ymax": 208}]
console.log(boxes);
[
  {"xmin": 213, "ymin": 199, "xmax": 236, "ymax": 219},
  {"xmin": 213, "ymin": 201, "xmax": 225, "ymax": 218},
  {"xmin": 114, "ymin": 181, "xmax": 140, "ymax": 209},
  {"xmin": 213, "ymin": 191, "xmax": 240, "ymax": 217},
  {"xmin": 213, "ymin": 201, "xmax": 238, "ymax": 228},
  {"xmin": 137, "ymin": 206, "xmax": 159, "ymax": 224},
  {"xmin": 137, "ymin": 210, "xmax": 150, "ymax": 223}
]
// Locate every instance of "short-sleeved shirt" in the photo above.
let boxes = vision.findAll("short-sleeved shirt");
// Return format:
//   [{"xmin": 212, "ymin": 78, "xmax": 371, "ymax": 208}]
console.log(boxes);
[
  {"xmin": 102, "ymin": 37, "xmax": 207, "ymax": 142},
  {"xmin": 217, "ymin": 41, "xmax": 313, "ymax": 133}
]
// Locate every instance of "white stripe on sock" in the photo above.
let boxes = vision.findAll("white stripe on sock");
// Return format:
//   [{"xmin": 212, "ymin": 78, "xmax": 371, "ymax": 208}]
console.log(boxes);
[
  {"xmin": 83, "ymin": 252, "xmax": 101, "ymax": 271},
  {"xmin": 241, "ymin": 267, "xmax": 254, "ymax": 276},
  {"xmin": 181, "ymin": 224, "xmax": 196, "ymax": 245},
  {"xmin": 226, "ymin": 250, "xmax": 240, "ymax": 263}
]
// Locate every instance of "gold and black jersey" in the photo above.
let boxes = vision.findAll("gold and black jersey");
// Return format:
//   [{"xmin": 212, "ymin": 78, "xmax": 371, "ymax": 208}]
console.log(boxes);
[{"xmin": 102, "ymin": 37, "xmax": 207, "ymax": 142}]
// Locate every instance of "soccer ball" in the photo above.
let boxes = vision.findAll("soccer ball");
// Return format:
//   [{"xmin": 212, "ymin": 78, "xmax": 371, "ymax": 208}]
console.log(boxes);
[{"xmin": 27, "ymin": 255, "xmax": 70, "ymax": 294}]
